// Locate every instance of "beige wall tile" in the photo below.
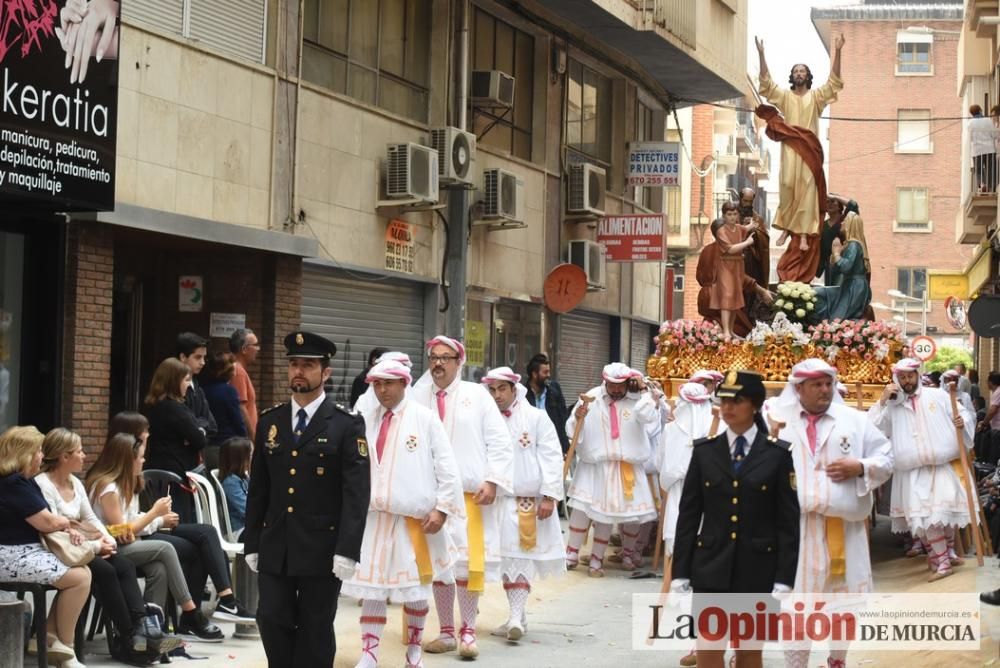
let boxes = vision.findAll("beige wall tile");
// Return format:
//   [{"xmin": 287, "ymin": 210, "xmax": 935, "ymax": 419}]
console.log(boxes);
[
  {"xmin": 328, "ymin": 98, "xmax": 363, "ymax": 156},
  {"xmin": 298, "ymin": 90, "xmax": 332, "ymax": 149},
  {"xmin": 118, "ymin": 28, "xmax": 142, "ymax": 92},
  {"xmin": 214, "ymin": 117, "xmax": 252, "ymax": 185},
  {"xmin": 297, "ymin": 197, "xmax": 331, "ymax": 231},
  {"xmin": 175, "ymin": 171, "xmax": 213, "ymax": 219},
  {"xmin": 116, "ymin": 88, "xmax": 139, "ymax": 160},
  {"xmin": 329, "ymin": 151, "xmax": 369, "ymax": 212},
  {"xmin": 250, "ymin": 75, "xmax": 274, "ymax": 131},
  {"xmin": 115, "ymin": 157, "xmax": 137, "ymax": 203},
  {"xmin": 247, "ymin": 188, "xmax": 271, "ymax": 229},
  {"xmin": 175, "ymin": 107, "xmax": 216, "ymax": 176},
  {"xmin": 296, "ymin": 140, "xmax": 331, "ymax": 203},
  {"xmin": 178, "ymin": 49, "xmax": 217, "ymax": 114},
  {"xmin": 138, "ymin": 35, "xmax": 181, "ymax": 102},
  {"xmin": 249, "ymin": 128, "xmax": 272, "ymax": 191},
  {"xmin": 136, "ymin": 95, "xmax": 178, "ymax": 168},
  {"xmin": 135, "ymin": 161, "xmax": 177, "ymax": 212},
  {"xmin": 216, "ymin": 62, "xmax": 253, "ymax": 125},
  {"xmin": 213, "ymin": 180, "xmax": 249, "ymax": 225}
]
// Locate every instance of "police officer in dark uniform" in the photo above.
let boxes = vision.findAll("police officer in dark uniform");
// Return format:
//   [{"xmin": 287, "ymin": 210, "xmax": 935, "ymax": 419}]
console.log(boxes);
[
  {"xmin": 669, "ymin": 371, "xmax": 799, "ymax": 668},
  {"xmin": 243, "ymin": 331, "xmax": 371, "ymax": 668}
]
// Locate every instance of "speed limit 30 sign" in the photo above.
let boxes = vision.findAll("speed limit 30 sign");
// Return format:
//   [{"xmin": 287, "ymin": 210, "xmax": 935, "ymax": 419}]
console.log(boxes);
[{"xmin": 910, "ymin": 335, "xmax": 937, "ymax": 362}]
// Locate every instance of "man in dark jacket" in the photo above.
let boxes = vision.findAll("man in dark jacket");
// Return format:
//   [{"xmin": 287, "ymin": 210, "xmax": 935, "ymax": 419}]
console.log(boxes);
[
  {"xmin": 244, "ymin": 331, "xmax": 370, "ymax": 668},
  {"xmin": 524, "ymin": 354, "xmax": 570, "ymax": 454},
  {"xmin": 349, "ymin": 347, "xmax": 387, "ymax": 407},
  {"xmin": 177, "ymin": 332, "xmax": 217, "ymax": 440}
]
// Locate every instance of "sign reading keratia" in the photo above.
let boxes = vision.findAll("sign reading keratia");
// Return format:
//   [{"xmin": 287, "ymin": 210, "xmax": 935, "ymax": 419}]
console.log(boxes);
[{"xmin": 0, "ymin": 1, "xmax": 119, "ymax": 210}]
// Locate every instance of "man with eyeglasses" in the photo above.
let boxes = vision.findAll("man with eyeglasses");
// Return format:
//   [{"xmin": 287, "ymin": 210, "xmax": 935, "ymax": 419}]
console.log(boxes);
[
  {"xmin": 230, "ymin": 328, "xmax": 260, "ymax": 440},
  {"xmin": 413, "ymin": 335, "xmax": 513, "ymax": 660}
]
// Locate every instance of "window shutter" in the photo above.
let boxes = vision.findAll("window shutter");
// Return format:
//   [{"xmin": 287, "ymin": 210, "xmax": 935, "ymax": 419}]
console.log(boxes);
[
  {"xmin": 190, "ymin": 0, "xmax": 266, "ymax": 64},
  {"xmin": 122, "ymin": 0, "xmax": 184, "ymax": 34}
]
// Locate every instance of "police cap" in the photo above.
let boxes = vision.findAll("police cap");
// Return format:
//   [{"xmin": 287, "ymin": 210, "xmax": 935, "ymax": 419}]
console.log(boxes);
[
  {"xmin": 716, "ymin": 369, "xmax": 766, "ymax": 405},
  {"xmin": 283, "ymin": 331, "xmax": 337, "ymax": 359}
]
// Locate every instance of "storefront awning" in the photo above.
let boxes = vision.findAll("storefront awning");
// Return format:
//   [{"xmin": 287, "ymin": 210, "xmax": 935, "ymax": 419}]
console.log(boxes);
[{"xmin": 77, "ymin": 203, "xmax": 318, "ymax": 257}]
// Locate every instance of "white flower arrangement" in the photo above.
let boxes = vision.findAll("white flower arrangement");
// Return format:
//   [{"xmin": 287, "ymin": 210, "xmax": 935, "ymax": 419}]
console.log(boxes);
[
  {"xmin": 746, "ymin": 312, "xmax": 812, "ymax": 348},
  {"xmin": 774, "ymin": 281, "xmax": 818, "ymax": 324}
]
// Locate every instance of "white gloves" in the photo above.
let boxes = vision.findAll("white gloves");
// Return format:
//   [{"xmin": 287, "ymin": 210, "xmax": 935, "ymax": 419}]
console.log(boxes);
[
  {"xmin": 333, "ymin": 555, "xmax": 357, "ymax": 581},
  {"xmin": 669, "ymin": 578, "xmax": 692, "ymax": 594},
  {"xmin": 245, "ymin": 553, "xmax": 258, "ymax": 573}
]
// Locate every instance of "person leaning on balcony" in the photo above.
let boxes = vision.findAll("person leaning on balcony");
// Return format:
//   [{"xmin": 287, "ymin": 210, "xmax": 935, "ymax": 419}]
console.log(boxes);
[{"xmin": 970, "ymin": 104, "xmax": 997, "ymax": 193}]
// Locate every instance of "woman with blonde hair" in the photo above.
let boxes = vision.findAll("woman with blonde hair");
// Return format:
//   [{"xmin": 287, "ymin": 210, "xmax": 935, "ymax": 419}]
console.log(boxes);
[
  {"xmin": 85, "ymin": 427, "xmax": 224, "ymax": 642},
  {"xmin": 143, "ymin": 357, "xmax": 207, "ymax": 523},
  {"xmin": 37, "ymin": 428, "xmax": 179, "ymax": 662},
  {"xmin": 816, "ymin": 211, "xmax": 872, "ymax": 321},
  {"xmin": 0, "ymin": 426, "xmax": 91, "ymax": 668}
]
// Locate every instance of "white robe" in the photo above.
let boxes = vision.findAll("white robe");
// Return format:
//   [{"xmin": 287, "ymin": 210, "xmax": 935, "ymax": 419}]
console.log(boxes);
[
  {"xmin": 412, "ymin": 376, "xmax": 515, "ymax": 581},
  {"xmin": 657, "ymin": 401, "xmax": 715, "ymax": 555},
  {"xmin": 343, "ymin": 398, "xmax": 464, "ymax": 603},
  {"xmin": 565, "ymin": 387, "xmax": 659, "ymax": 524},
  {"xmin": 770, "ymin": 400, "xmax": 893, "ymax": 594},
  {"xmin": 497, "ymin": 400, "xmax": 566, "ymax": 581},
  {"xmin": 868, "ymin": 387, "xmax": 976, "ymax": 535}
]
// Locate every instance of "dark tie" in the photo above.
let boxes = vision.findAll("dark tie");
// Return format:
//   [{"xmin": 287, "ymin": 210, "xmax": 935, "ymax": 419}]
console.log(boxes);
[
  {"xmin": 294, "ymin": 408, "xmax": 308, "ymax": 443},
  {"xmin": 732, "ymin": 435, "xmax": 747, "ymax": 472}
]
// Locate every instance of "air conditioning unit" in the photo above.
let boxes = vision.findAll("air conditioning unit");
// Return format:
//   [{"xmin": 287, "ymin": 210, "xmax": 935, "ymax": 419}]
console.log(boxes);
[
  {"xmin": 430, "ymin": 127, "xmax": 476, "ymax": 187},
  {"xmin": 482, "ymin": 168, "xmax": 524, "ymax": 222},
  {"xmin": 568, "ymin": 239, "xmax": 606, "ymax": 290},
  {"xmin": 471, "ymin": 70, "xmax": 515, "ymax": 108},
  {"xmin": 567, "ymin": 163, "xmax": 606, "ymax": 216},
  {"xmin": 385, "ymin": 143, "xmax": 439, "ymax": 202}
]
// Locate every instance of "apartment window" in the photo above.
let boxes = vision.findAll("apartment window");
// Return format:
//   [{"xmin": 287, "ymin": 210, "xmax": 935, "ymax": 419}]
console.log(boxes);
[
  {"xmin": 896, "ymin": 187, "xmax": 929, "ymax": 230},
  {"xmin": 896, "ymin": 109, "xmax": 932, "ymax": 152},
  {"xmin": 897, "ymin": 38, "xmax": 932, "ymax": 75},
  {"xmin": 665, "ymin": 186, "xmax": 682, "ymax": 234},
  {"xmin": 566, "ymin": 59, "xmax": 612, "ymax": 163},
  {"xmin": 470, "ymin": 9, "xmax": 535, "ymax": 160},
  {"xmin": 897, "ymin": 267, "xmax": 927, "ymax": 302},
  {"xmin": 302, "ymin": 0, "xmax": 431, "ymax": 122},
  {"xmin": 635, "ymin": 101, "xmax": 655, "ymax": 209}
]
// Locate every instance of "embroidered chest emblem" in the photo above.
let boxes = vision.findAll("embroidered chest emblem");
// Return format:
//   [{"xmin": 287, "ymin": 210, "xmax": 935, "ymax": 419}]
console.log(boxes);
[
  {"xmin": 406, "ymin": 435, "xmax": 418, "ymax": 452},
  {"xmin": 839, "ymin": 436, "xmax": 852, "ymax": 454},
  {"xmin": 461, "ymin": 397, "xmax": 472, "ymax": 408},
  {"xmin": 928, "ymin": 402, "xmax": 937, "ymax": 413},
  {"xmin": 266, "ymin": 425, "xmax": 279, "ymax": 450},
  {"xmin": 518, "ymin": 432, "xmax": 532, "ymax": 448},
  {"xmin": 621, "ymin": 409, "xmax": 631, "ymax": 420}
]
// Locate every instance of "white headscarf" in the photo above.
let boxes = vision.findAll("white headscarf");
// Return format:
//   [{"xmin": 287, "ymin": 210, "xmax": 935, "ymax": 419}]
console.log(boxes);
[
  {"xmin": 673, "ymin": 382, "xmax": 714, "ymax": 438},
  {"xmin": 690, "ymin": 369, "xmax": 724, "ymax": 384},
  {"xmin": 602, "ymin": 363, "xmax": 641, "ymax": 384},
  {"xmin": 365, "ymin": 359, "xmax": 413, "ymax": 385},
  {"xmin": 375, "ymin": 351, "xmax": 412, "ymax": 368},
  {"xmin": 774, "ymin": 358, "xmax": 844, "ymax": 412},
  {"xmin": 892, "ymin": 358, "xmax": 923, "ymax": 396},
  {"xmin": 414, "ymin": 335, "xmax": 467, "ymax": 390},
  {"xmin": 481, "ymin": 366, "xmax": 528, "ymax": 402}
]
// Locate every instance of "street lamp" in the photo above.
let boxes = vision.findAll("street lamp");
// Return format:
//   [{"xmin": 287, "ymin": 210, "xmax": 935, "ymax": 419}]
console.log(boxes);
[
  {"xmin": 887, "ymin": 289, "xmax": 926, "ymax": 336},
  {"xmin": 891, "ymin": 314, "xmax": 923, "ymax": 336}
]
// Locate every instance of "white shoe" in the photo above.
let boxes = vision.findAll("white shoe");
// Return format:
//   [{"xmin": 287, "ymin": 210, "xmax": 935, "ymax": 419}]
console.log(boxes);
[
  {"xmin": 59, "ymin": 659, "xmax": 86, "ymax": 668},
  {"xmin": 490, "ymin": 621, "xmax": 509, "ymax": 637},
  {"xmin": 46, "ymin": 639, "xmax": 76, "ymax": 664},
  {"xmin": 506, "ymin": 620, "xmax": 524, "ymax": 641}
]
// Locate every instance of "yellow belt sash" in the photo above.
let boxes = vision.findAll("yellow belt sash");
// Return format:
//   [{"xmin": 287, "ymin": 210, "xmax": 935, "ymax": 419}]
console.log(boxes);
[
  {"xmin": 826, "ymin": 517, "xmax": 846, "ymax": 578},
  {"xmin": 464, "ymin": 492, "xmax": 485, "ymax": 592},
  {"xmin": 404, "ymin": 517, "xmax": 433, "ymax": 585},
  {"xmin": 620, "ymin": 462, "xmax": 636, "ymax": 500},
  {"xmin": 517, "ymin": 497, "xmax": 537, "ymax": 551}
]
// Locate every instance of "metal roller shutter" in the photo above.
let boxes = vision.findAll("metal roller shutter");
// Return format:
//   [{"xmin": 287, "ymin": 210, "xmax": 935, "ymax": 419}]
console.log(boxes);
[
  {"xmin": 300, "ymin": 266, "xmax": 426, "ymax": 404},
  {"xmin": 630, "ymin": 320, "xmax": 656, "ymax": 375},
  {"xmin": 556, "ymin": 310, "xmax": 611, "ymax": 403},
  {"xmin": 190, "ymin": 0, "xmax": 266, "ymax": 64},
  {"xmin": 123, "ymin": 0, "xmax": 184, "ymax": 34}
]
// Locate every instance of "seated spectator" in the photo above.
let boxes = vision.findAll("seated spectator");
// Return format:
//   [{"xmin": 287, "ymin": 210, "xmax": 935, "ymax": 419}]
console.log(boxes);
[
  {"xmin": 143, "ymin": 358, "xmax": 208, "ymax": 523},
  {"xmin": 217, "ymin": 438, "xmax": 251, "ymax": 537},
  {"xmin": 201, "ymin": 352, "xmax": 247, "ymax": 472},
  {"xmin": 108, "ymin": 412, "xmax": 255, "ymax": 627},
  {"xmin": 0, "ymin": 426, "xmax": 91, "ymax": 668},
  {"xmin": 36, "ymin": 428, "xmax": 180, "ymax": 662},
  {"xmin": 86, "ymin": 425, "xmax": 224, "ymax": 642}
]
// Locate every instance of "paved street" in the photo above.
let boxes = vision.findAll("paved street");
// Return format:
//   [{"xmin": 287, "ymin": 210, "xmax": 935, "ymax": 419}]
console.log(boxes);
[{"xmin": 77, "ymin": 517, "xmax": 1000, "ymax": 667}]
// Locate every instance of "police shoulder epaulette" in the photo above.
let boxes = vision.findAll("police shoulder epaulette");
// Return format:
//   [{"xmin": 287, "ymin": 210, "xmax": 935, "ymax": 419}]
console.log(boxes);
[
  {"xmin": 692, "ymin": 436, "xmax": 714, "ymax": 447},
  {"xmin": 259, "ymin": 402, "xmax": 286, "ymax": 417},
  {"xmin": 335, "ymin": 403, "xmax": 361, "ymax": 418},
  {"xmin": 767, "ymin": 436, "xmax": 793, "ymax": 451}
]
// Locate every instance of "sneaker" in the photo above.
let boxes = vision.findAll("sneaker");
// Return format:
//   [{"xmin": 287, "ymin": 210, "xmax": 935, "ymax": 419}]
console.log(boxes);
[
  {"xmin": 176, "ymin": 610, "xmax": 224, "ymax": 643},
  {"xmin": 213, "ymin": 600, "xmax": 257, "ymax": 624},
  {"xmin": 148, "ymin": 634, "xmax": 184, "ymax": 657}
]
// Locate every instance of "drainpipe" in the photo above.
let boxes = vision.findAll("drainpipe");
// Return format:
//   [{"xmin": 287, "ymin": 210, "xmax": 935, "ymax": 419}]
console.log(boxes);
[{"xmin": 444, "ymin": 0, "xmax": 471, "ymax": 339}]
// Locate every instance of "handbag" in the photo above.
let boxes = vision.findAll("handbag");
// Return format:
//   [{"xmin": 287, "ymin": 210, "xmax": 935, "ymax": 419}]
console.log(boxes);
[{"xmin": 42, "ymin": 530, "xmax": 95, "ymax": 567}]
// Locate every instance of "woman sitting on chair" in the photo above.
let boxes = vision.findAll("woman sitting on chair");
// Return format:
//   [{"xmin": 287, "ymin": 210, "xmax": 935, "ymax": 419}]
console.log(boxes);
[
  {"xmin": 217, "ymin": 438, "xmax": 252, "ymax": 538},
  {"xmin": 0, "ymin": 426, "xmax": 91, "ymax": 668}
]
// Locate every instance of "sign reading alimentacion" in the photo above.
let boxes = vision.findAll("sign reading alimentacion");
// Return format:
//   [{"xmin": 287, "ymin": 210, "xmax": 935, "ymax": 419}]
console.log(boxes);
[{"xmin": 0, "ymin": 1, "xmax": 120, "ymax": 211}]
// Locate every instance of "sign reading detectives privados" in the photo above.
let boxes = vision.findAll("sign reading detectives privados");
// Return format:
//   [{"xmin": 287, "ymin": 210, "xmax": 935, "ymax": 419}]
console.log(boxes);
[
  {"xmin": 0, "ymin": 1, "xmax": 120, "ymax": 210},
  {"xmin": 597, "ymin": 214, "xmax": 665, "ymax": 262},
  {"xmin": 627, "ymin": 141, "xmax": 680, "ymax": 187}
]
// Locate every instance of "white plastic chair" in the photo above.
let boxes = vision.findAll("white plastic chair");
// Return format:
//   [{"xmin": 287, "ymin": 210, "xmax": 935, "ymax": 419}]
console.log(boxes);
[
  {"xmin": 186, "ymin": 471, "xmax": 243, "ymax": 559},
  {"xmin": 209, "ymin": 468, "xmax": 239, "ymax": 542}
]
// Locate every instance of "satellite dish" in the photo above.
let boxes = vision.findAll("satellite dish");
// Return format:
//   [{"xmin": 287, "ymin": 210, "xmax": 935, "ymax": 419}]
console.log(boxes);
[{"xmin": 968, "ymin": 295, "xmax": 1000, "ymax": 338}]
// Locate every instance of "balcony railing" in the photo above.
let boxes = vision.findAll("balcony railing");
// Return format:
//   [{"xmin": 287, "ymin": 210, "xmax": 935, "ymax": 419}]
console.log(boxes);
[
  {"xmin": 961, "ymin": 127, "xmax": 1000, "ymax": 243},
  {"xmin": 636, "ymin": 0, "xmax": 696, "ymax": 48},
  {"xmin": 735, "ymin": 123, "xmax": 758, "ymax": 155}
]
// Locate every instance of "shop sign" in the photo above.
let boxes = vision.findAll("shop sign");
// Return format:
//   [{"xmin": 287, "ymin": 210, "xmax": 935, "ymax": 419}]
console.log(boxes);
[
  {"xmin": 597, "ymin": 214, "xmax": 666, "ymax": 262},
  {"xmin": 179, "ymin": 276, "xmax": 203, "ymax": 312},
  {"xmin": 928, "ymin": 272, "xmax": 968, "ymax": 301},
  {"xmin": 626, "ymin": 141, "xmax": 680, "ymax": 187},
  {"xmin": 466, "ymin": 320, "xmax": 486, "ymax": 368},
  {"xmin": 209, "ymin": 313, "xmax": 246, "ymax": 338},
  {"xmin": 384, "ymin": 219, "xmax": 415, "ymax": 274},
  {"xmin": 0, "ymin": 1, "xmax": 121, "ymax": 210}
]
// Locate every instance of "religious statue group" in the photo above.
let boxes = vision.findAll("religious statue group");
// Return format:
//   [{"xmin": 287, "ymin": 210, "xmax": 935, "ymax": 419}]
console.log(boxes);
[{"xmin": 697, "ymin": 34, "xmax": 874, "ymax": 338}]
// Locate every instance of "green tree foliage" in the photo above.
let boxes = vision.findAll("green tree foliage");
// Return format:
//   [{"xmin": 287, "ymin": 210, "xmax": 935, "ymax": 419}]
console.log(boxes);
[{"xmin": 924, "ymin": 346, "xmax": 974, "ymax": 373}]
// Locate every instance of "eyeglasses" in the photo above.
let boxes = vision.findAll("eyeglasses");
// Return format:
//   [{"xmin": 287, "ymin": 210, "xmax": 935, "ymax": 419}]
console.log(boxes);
[{"xmin": 429, "ymin": 355, "xmax": 459, "ymax": 364}]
